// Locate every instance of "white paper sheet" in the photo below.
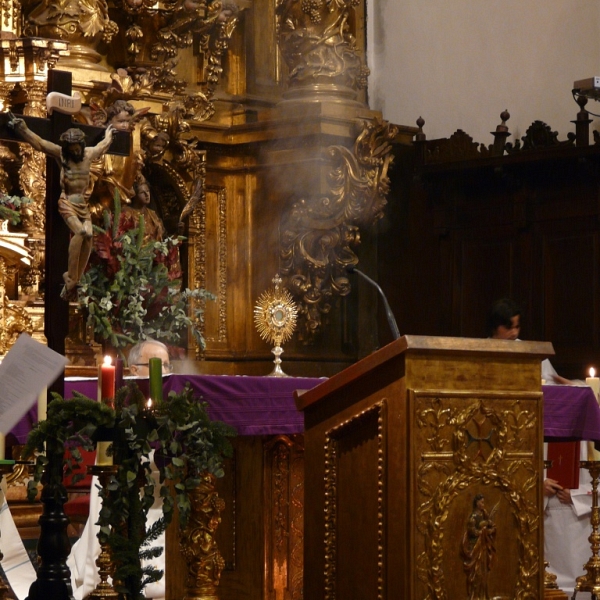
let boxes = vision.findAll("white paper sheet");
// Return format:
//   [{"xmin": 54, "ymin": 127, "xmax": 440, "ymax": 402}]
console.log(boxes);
[{"xmin": 0, "ymin": 333, "xmax": 69, "ymax": 433}]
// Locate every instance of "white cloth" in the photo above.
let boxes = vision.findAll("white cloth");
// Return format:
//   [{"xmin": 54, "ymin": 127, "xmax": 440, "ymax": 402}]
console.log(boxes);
[
  {"xmin": 67, "ymin": 456, "xmax": 166, "ymax": 600},
  {"xmin": 0, "ymin": 479, "xmax": 36, "ymax": 600},
  {"xmin": 544, "ymin": 442, "xmax": 593, "ymax": 593},
  {"xmin": 542, "ymin": 359, "xmax": 559, "ymax": 384}
]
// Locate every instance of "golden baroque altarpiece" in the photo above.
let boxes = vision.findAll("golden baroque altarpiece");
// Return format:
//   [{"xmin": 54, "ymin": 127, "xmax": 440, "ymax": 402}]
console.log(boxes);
[
  {"xmin": 0, "ymin": 0, "xmax": 416, "ymax": 598},
  {"xmin": 0, "ymin": 0, "xmax": 415, "ymax": 375}
]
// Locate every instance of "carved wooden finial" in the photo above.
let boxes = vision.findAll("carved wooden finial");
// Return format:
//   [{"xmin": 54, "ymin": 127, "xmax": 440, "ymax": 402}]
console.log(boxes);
[
  {"xmin": 577, "ymin": 94, "xmax": 589, "ymax": 110},
  {"xmin": 495, "ymin": 110, "xmax": 510, "ymax": 133},
  {"xmin": 415, "ymin": 116, "xmax": 426, "ymax": 141},
  {"xmin": 573, "ymin": 94, "xmax": 592, "ymax": 146},
  {"xmin": 490, "ymin": 110, "xmax": 511, "ymax": 156}
]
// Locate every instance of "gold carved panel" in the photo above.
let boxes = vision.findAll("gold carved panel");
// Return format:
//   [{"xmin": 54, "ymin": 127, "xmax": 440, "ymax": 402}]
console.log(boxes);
[
  {"xmin": 411, "ymin": 389, "xmax": 542, "ymax": 600},
  {"xmin": 189, "ymin": 184, "xmax": 228, "ymax": 357}
]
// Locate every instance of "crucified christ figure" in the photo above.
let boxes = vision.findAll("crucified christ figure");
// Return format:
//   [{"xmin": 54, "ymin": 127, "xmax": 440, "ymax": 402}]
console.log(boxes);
[{"xmin": 8, "ymin": 114, "xmax": 115, "ymax": 296}]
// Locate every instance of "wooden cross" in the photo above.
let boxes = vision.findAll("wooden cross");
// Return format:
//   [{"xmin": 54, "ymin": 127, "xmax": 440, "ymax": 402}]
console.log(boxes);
[
  {"xmin": 0, "ymin": 70, "xmax": 129, "ymax": 393},
  {"xmin": 0, "ymin": 70, "xmax": 131, "ymax": 600}
]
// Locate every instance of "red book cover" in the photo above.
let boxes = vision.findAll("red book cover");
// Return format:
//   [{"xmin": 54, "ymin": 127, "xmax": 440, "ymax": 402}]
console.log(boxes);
[{"xmin": 547, "ymin": 441, "xmax": 580, "ymax": 490}]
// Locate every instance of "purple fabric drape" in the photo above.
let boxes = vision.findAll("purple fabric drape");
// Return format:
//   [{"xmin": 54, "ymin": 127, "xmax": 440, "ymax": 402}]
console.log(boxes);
[
  {"xmin": 10, "ymin": 378, "xmax": 600, "ymax": 442},
  {"xmin": 542, "ymin": 385, "xmax": 600, "ymax": 442}
]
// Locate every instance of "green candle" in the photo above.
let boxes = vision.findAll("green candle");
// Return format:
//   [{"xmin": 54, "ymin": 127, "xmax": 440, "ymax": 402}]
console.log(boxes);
[{"xmin": 148, "ymin": 356, "xmax": 163, "ymax": 402}]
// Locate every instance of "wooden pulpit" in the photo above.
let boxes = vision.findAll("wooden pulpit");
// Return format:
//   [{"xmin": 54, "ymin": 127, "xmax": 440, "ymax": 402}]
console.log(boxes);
[{"xmin": 296, "ymin": 335, "xmax": 552, "ymax": 600}]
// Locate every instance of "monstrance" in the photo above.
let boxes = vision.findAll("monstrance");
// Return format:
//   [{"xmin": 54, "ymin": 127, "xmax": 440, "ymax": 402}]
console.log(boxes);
[{"xmin": 254, "ymin": 274, "xmax": 298, "ymax": 377}]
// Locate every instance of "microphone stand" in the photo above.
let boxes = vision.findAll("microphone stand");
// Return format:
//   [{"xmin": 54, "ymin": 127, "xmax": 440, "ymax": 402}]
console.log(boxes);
[{"xmin": 347, "ymin": 266, "xmax": 401, "ymax": 340}]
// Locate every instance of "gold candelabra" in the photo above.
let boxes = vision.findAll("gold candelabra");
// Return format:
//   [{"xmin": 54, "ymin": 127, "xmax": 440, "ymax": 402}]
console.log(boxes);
[
  {"xmin": 86, "ymin": 464, "xmax": 120, "ymax": 600},
  {"xmin": 573, "ymin": 460, "xmax": 600, "ymax": 599}
]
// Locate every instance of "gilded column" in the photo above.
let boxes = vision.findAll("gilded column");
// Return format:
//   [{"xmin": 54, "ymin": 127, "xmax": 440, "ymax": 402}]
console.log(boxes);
[{"xmin": 276, "ymin": 0, "xmax": 369, "ymax": 105}]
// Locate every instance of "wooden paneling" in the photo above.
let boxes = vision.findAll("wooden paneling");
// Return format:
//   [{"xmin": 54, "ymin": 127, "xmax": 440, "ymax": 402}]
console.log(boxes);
[{"xmin": 382, "ymin": 142, "xmax": 600, "ymax": 379}]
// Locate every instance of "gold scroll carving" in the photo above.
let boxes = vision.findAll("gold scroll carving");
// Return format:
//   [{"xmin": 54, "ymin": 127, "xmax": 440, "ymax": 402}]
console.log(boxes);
[
  {"xmin": 180, "ymin": 472, "xmax": 226, "ymax": 600},
  {"xmin": 280, "ymin": 117, "xmax": 398, "ymax": 341}
]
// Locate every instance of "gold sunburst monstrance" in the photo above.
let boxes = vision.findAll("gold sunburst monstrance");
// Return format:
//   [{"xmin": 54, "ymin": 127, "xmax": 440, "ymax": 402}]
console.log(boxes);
[{"xmin": 254, "ymin": 274, "xmax": 298, "ymax": 377}]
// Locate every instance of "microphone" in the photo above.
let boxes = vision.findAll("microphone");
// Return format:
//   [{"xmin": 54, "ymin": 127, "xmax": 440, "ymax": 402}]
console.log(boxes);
[{"xmin": 346, "ymin": 265, "xmax": 401, "ymax": 340}]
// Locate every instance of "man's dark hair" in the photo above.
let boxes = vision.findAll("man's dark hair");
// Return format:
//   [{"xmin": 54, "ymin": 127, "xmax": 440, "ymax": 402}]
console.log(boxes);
[{"xmin": 487, "ymin": 298, "xmax": 521, "ymax": 336}]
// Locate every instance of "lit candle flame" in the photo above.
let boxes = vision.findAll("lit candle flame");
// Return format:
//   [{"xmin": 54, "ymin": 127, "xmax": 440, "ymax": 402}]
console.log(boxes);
[
  {"xmin": 103, "ymin": 355, "xmax": 112, "ymax": 366},
  {"xmin": 591, "ymin": 367, "xmax": 596, "ymax": 378},
  {"xmin": 147, "ymin": 398, "xmax": 153, "ymax": 410}
]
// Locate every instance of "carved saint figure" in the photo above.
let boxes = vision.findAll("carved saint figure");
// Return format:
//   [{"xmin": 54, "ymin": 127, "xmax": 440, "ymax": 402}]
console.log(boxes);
[
  {"xmin": 122, "ymin": 177, "xmax": 165, "ymax": 242},
  {"xmin": 461, "ymin": 494, "xmax": 497, "ymax": 600},
  {"xmin": 8, "ymin": 115, "xmax": 115, "ymax": 294}
]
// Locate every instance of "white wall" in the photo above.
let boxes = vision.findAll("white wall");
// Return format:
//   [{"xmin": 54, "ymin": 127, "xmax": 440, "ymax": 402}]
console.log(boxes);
[{"xmin": 367, "ymin": 1, "xmax": 600, "ymax": 144}]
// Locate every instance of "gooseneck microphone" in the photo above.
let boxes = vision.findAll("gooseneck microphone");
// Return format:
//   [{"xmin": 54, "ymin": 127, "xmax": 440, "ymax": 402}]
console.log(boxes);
[{"xmin": 346, "ymin": 265, "xmax": 401, "ymax": 340}]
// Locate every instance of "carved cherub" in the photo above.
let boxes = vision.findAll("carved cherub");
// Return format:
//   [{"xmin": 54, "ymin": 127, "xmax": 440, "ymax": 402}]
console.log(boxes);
[
  {"xmin": 140, "ymin": 122, "xmax": 170, "ymax": 163},
  {"xmin": 83, "ymin": 99, "xmax": 150, "ymax": 211}
]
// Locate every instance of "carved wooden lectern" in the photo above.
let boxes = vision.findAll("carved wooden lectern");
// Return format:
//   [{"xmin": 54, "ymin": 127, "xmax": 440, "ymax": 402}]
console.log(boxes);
[{"xmin": 296, "ymin": 335, "xmax": 552, "ymax": 600}]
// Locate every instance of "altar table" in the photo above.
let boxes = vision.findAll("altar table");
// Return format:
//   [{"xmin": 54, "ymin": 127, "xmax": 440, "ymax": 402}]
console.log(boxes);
[
  {"xmin": 543, "ymin": 384, "xmax": 600, "ymax": 441},
  {"xmin": 63, "ymin": 374, "xmax": 323, "ymax": 435},
  {"xmin": 7, "ymin": 377, "xmax": 600, "ymax": 600},
  {"xmin": 9, "ymin": 379, "xmax": 600, "ymax": 442}
]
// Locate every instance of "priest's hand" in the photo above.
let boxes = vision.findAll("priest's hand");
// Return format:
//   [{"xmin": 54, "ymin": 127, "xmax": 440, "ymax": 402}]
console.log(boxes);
[
  {"xmin": 556, "ymin": 488, "xmax": 573, "ymax": 504},
  {"xmin": 544, "ymin": 478, "xmax": 563, "ymax": 497}
]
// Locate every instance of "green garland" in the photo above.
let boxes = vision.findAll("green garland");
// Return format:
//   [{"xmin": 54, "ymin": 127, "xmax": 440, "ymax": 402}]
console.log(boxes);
[
  {"xmin": 0, "ymin": 194, "xmax": 32, "ymax": 225},
  {"xmin": 24, "ymin": 383, "xmax": 236, "ymax": 600},
  {"xmin": 77, "ymin": 195, "xmax": 214, "ymax": 353}
]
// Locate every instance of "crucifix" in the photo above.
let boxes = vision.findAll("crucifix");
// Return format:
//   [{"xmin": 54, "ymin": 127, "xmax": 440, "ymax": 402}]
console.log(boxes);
[
  {"xmin": 0, "ymin": 69, "xmax": 129, "ymax": 376},
  {"xmin": 0, "ymin": 69, "xmax": 130, "ymax": 600}
]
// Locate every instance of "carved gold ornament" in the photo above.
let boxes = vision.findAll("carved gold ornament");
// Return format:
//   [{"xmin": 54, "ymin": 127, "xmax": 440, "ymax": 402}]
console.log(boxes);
[
  {"xmin": 414, "ymin": 391, "xmax": 540, "ymax": 599},
  {"xmin": 254, "ymin": 274, "xmax": 298, "ymax": 377},
  {"xmin": 276, "ymin": 0, "xmax": 369, "ymax": 99},
  {"xmin": 281, "ymin": 117, "xmax": 398, "ymax": 341}
]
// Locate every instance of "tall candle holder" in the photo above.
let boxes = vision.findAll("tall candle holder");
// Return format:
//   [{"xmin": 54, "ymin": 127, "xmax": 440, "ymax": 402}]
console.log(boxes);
[
  {"xmin": 543, "ymin": 459, "xmax": 569, "ymax": 600},
  {"xmin": 86, "ymin": 464, "xmax": 119, "ymax": 600},
  {"xmin": 573, "ymin": 460, "xmax": 600, "ymax": 599},
  {"xmin": 0, "ymin": 462, "xmax": 15, "ymax": 600}
]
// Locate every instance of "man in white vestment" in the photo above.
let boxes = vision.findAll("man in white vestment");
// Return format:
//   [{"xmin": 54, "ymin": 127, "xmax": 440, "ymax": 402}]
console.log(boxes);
[
  {"xmin": 487, "ymin": 299, "xmax": 594, "ymax": 594},
  {"xmin": 544, "ymin": 443, "xmax": 593, "ymax": 596}
]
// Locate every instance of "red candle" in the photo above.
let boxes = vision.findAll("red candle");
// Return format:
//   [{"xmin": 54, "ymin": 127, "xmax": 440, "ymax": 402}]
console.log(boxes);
[{"xmin": 99, "ymin": 355, "xmax": 115, "ymax": 404}]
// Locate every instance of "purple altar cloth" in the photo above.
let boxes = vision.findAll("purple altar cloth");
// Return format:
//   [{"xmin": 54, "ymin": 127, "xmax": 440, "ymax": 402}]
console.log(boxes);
[
  {"xmin": 9, "ymin": 378, "xmax": 600, "ymax": 442},
  {"xmin": 542, "ymin": 384, "xmax": 600, "ymax": 442},
  {"xmin": 61, "ymin": 374, "xmax": 324, "ymax": 436}
]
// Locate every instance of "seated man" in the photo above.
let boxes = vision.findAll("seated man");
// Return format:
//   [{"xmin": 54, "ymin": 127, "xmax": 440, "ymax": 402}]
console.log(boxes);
[{"xmin": 128, "ymin": 338, "xmax": 172, "ymax": 376}]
